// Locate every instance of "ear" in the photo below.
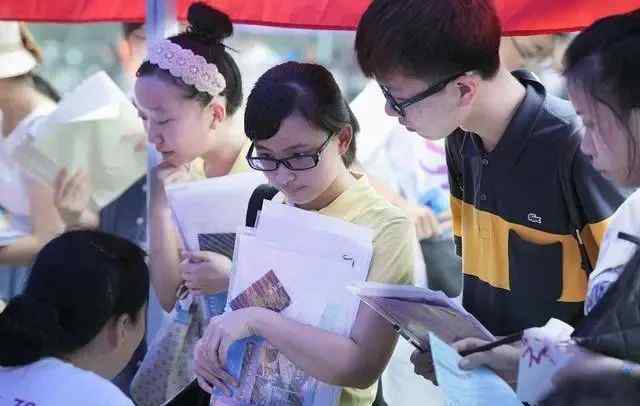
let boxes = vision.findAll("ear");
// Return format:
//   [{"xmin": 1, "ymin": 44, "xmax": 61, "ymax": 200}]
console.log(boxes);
[
  {"xmin": 108, "ymin": 314, "xmax": 131, "ymax": 351},
  {"xmin": 208, "ymin": 99, "xmax": 226, "ymax": 130},
  {"xmin": 455, "ymin": 74, "xmax": 479, "ymax": 108},
  {"xmin": 336, "ymin": 126, "xmax": 353, "ymax": 156}
]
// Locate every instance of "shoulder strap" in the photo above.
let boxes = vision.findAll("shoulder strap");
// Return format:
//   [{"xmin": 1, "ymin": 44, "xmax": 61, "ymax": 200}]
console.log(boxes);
[
  {"xmin": 559, "ymin": 133, "xmax": 594, "ymax": 274},
  {"xmin": 245, "ymin": 184, "xmax": 279, "ymax": 227}
]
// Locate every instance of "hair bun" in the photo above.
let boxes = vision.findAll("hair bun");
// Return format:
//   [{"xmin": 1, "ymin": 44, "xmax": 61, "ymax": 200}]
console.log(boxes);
[{"xmin": 187, "ymin": 2, "xmax": 233, "ymax": 43}]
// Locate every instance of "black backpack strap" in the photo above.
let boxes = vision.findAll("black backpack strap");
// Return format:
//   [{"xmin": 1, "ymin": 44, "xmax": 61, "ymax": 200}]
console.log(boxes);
[
  {"xmin": 559, "ymin": 133, "xmax": 594, "ymax": 274},
  {"xmin": 245, "ymin": 184, "xmax": 279, "ymax": 227}
]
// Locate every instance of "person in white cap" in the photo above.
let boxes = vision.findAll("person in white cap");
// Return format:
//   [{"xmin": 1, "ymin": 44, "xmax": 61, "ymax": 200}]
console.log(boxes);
[{"xmin": 0, "ymin": 22, "xmax": 64, "ymax": 291}]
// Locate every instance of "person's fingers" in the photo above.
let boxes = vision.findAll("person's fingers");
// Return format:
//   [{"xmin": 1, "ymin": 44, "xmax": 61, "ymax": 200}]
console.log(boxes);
[
  {"xmin": 204, "ymin": 327, "xmax": 223, "ymax": 371},
  {"xmin": 416, "ymin": 215, "xmax": 433, "ymax": 239},
  {"xmin": 196, "ymin": 376, "xmax": 213, "ymax": 394},
  {"xmin": 452, "ymin": 337, "xmax": 489, "ymax": 353},
  {"xmin": 218, "ymin": 337, "xmax": 239, "ymax": 385},
  {"xmin": 188, "ymin": 251, "xmax": 213, "ymax": 263},
  {"xmin": 458, "ymin": 351, "xmax": 495, "ymax": 370},
  {"xmin": 194, "ymin": 364, "xmax": 232, "ymax": 396},
  {"xmin": 58, "ymin": 169, "xmax": 75, "ymax": 200},
  {"xmin": 54, "ymin": 168, "xmax": 68, "ymax": 200},
  {"xmin": 439, "ymin": 219, "xmax": 453, "ymax": 233},
  {"xmin": 426, "ymin": 210, "xmax": 442, "ymax": 236},
  {"xmin": 437, "ymin": 210, "xmax": 452, "ymax": 222}
]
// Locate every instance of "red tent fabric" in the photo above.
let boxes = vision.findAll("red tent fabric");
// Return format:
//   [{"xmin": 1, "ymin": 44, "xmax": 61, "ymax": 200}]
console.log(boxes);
[{"xmin": 1, "ymin": 0, "xmax": 639, "ymax": 34}]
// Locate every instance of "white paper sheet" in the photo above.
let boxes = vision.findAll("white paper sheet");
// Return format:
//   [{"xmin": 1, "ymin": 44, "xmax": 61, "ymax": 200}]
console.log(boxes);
[
  {"xmin": 517, "ymin": 318, "xmax": 576, "ymax": 405},
  {"xmin": 12, "ymin": 71, "xmax": 146, "ymax": 210},
  {"xmin": 166, "ymin": 171, "xmax": 266, "ymax": 251},
  {"xmin": 430, "ymin": 333, "xmax": 521, "ymax": 406}
]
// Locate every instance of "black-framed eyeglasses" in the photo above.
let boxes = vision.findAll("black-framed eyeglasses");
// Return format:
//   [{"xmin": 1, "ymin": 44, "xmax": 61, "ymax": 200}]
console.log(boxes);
[
  {"xmin": 246, "ymin": 135, "xmax": 333, "ymax": 172},
  {"xmin": 379, "ymin": 71, "xmax": 468, "ymax": 117}
]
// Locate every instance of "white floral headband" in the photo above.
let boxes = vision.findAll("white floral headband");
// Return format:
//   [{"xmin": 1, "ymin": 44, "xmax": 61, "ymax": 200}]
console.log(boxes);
[{"xmin": 147, "ymin": 39, "xmax": 226, "ymax": 96}]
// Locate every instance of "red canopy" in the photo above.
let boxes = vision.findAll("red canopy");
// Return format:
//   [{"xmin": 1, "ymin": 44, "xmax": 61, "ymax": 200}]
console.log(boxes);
[{"xmin": 1, "ymin": 0, "xmax": 639, "ymax": 34}]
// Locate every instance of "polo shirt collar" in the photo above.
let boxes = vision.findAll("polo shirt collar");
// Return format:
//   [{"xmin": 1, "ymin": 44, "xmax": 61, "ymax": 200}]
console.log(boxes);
[
  {"xmin": 466, "ymin": 70, "xmax": 546, "ymax": 167},
  {"xmin": 317, "ymin": 173, "xmax": 371, "ymax": 222}
]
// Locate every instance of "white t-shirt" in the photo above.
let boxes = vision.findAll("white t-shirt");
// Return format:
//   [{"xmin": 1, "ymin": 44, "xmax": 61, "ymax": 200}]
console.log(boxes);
[
  {"xmin": 0, "ymin": 357, "xmax": 134, "ymax": 406},
  {"xmin": 585, "ymin": 189, "xmax": 640, "ymax": 314},
  {"xmin": 0, "ymin": 108, "xmax": 52, "ymax": 219}
]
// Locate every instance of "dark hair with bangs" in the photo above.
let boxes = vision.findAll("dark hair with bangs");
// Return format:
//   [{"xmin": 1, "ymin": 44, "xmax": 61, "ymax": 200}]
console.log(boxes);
[
  {"xmin": 244, "ymin": 61, "xmax": 359, "ymax": 167},
  {"xmin": 564, "ymin": 9, "xmax": 640, "ymax": 176},
  {"xmin": 136, "ymin": 2, "xmax": 242, "ymax": 115},
  {"xmin": 355, "ymin": 0, "xmax": 501, "ymax": 81}
]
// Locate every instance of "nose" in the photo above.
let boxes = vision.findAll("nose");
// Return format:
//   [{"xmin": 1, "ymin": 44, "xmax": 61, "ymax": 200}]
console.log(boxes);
[
  {"xmin": 384, "ymin": 99, "xmax": 401, "ymax": 118},
  {"xmin": 147, "ymin": 123, "xmax": 163, "ymax": 147},
  {"xmin": 270, "ymin": 164, "xmax": 295, "ymax": 187}
]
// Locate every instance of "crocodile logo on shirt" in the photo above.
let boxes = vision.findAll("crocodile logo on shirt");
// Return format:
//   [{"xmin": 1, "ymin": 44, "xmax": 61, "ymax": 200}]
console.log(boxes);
[{"xmin": 527, "ymin": 213, "xmax": 542, "ymax": 224}]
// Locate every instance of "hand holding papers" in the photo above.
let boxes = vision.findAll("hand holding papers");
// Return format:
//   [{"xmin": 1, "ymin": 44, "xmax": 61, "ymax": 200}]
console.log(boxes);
[
  {"xmin": 13, "ymin": 71, "xmax": 146, "ymax": 210},
  {"xmin": 213, "ymin": 201, "xmax": 374, "ymax": 406},
  {"xmin": 430, "ymin": 333, "xmax": 521, "ymax": 406},
  {"xmin": 166, "ymin": 172, "xmax": 267, "ymax": 319},
  {"xmin": 349, "ymin": 282, "xmax": 494, "ymax": 351},
  {"xmin": 517, "ymin": 318, "xmax": 576, "ymax": 405}
]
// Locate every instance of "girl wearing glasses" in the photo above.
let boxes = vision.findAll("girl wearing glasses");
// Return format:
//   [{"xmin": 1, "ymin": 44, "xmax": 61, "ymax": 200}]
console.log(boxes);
[
  {"xmin": 193, "ymin": 62, "xmax": 416, "ymax": 406},
  {"xmin": 135, "ymin": 3, "xmax": 249, "ymax": 312}
]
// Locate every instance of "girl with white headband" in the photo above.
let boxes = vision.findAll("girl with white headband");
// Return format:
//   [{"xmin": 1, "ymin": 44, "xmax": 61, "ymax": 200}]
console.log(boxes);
[{"xmin": 134, "ymin": 3, "xmax": 249, "ymax": 313}]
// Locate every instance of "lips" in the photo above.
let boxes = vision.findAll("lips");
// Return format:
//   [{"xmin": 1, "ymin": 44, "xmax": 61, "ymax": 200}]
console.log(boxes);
[{"xmin": 281, "ymin": 185, "xmax": 304, "ymax": 195}]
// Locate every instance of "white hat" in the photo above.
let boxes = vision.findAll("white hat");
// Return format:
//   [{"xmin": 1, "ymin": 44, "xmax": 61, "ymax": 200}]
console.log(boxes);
[{"xmin": 0, "ymin": 22, "xmax": 38, "ymax": 79}]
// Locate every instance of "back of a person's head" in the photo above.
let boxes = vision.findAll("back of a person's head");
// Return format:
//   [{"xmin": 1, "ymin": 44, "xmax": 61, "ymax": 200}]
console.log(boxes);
[
  {"xmin": 564, "ymin": 9, "xmax": 640, "ymax": 119},
  {"xmin": 245, "ymin": 61, "xmax": 359, "ymax": 167},
  {"xmin": 137, "ymin": 2, "xmax": 243, "ymax": 115},
  {"xmin": 355, "ymin": 0, "xmax": 502, "ymax": 81},
  {"xmin": 0, "ymin": 230, "xmax": 149, "ymax": 367}
]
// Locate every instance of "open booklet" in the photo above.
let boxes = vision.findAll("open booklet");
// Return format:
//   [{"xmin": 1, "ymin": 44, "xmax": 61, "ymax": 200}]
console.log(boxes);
[
  {"xmin": 349, "ymin": 282, "xmax": 495, "ymax": 351},
  {"xmin": 12, "ymin": 71, "xmax": 146, "ymax": 211},
  {"xmin": 211, "ymin": 202, "xmax": 374, "ymax": 406},
  {"xmin": 0, "ymin": 207, "xmax": 27, "ymax": 247}
]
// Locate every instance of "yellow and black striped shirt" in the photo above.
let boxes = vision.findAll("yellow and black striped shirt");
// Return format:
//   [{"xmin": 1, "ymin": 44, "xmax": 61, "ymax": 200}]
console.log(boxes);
[{"xmin": 446, "ymin": 71, "xmax": 625, "ymax": 336}]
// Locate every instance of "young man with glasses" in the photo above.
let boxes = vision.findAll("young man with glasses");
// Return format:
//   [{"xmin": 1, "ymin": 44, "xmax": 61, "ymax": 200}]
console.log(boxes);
[{"xmin": 355, "ymin": 0, "xmax": 625, "ymax": 378}]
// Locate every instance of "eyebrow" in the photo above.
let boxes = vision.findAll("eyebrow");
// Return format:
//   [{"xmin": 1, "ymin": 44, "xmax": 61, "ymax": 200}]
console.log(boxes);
[{"xmin": 255, "ymin": 143, "xmax": 313, "ymax": 154}]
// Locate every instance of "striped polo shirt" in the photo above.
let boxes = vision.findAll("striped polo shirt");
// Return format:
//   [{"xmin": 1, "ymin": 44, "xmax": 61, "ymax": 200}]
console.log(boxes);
[{"xmin": 446, "ymin": 70, "xmax": 625, "ymax": 336}]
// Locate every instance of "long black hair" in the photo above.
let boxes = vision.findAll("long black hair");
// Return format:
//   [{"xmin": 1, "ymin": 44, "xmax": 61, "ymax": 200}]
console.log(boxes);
[
  {"xmin": 0, "ymin": 230, "xmax": 149, "ymax": 367},
  {"xmin": 137, "ymin": 2, "xmax": 242, "ymax": 115},
  {"xmin": 564, "ymin": 9, "xmax": 640, "ymax": 175}
]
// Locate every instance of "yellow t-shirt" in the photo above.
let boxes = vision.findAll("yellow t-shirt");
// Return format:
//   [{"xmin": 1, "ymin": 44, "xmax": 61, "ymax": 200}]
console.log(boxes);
[
  {"xmin": 187, "ymin": 141, "xmax": 252, "ymax": 180},
  {"xmin": 317, "ymin": 173, "xmax": 416, "ymax": 406}
]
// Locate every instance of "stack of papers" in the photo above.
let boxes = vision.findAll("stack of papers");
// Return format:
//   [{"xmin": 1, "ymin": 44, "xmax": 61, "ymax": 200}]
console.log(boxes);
[
  {"xmin": 166, "ymin": 171, "xmax": 267, "ymax": 319},
  {"xmin": 349, "ymin": 282, "xmax": 494, "ymax": 351},
  {"xmin": 215, "ymin": 201, "xmax": 374, "ymax": 406},
  {"xmin": 166, "ymin": 171, "xmax": 266, "ymax": 253},
  {"xmin": 13, "ymin": 71, "xmax": 146, "ymax": 211}
]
